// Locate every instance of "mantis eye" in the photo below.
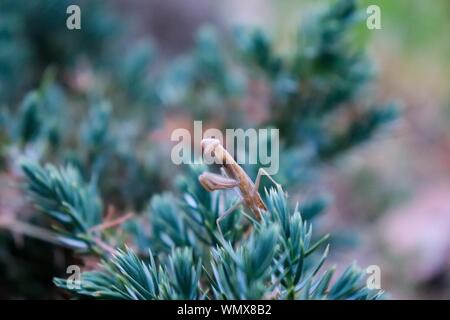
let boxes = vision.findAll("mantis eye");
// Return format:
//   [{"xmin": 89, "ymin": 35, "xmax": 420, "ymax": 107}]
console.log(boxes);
[
  {"xmin": 201, "ymin": 138, "xmax": 220, "ymax": 148},
  {"xmin": 201, "ymin": 138, "xmax": 220, "ymax": 156}
]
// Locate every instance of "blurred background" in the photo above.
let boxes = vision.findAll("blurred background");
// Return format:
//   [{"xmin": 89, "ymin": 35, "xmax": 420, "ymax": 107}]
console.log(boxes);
[{"xmin": 0, "ymin": 0, "xmax": 449, "ymax": 299}]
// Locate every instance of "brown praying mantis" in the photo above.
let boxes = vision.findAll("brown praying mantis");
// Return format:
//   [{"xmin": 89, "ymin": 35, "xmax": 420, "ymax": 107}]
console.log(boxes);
[{"xmin": 198, "ymin": 138, "xmax": 280, "ymax": 237}]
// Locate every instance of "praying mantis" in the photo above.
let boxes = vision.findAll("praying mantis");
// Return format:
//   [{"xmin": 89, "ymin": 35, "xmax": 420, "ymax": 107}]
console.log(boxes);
[{"xmin": 198, "ymin": 138, "xmax": 280, "ymax": 237}]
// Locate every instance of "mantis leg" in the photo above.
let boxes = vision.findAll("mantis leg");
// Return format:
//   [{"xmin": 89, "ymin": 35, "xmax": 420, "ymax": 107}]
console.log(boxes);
[
  {"xmin": 252, "ymin": 168, "xmax": 281, "ymax": 195},
  {"xmin": 199, "ymin": 172, "xmax": 239, "ymax": 192},
  {"xmin": 216, "ymin": 199, "xmax": 243, "ymax": 239}
]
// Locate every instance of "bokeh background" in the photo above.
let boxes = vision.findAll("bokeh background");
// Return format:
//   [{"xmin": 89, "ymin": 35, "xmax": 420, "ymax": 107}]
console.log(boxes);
[{"xmin": 0, "ymin": 0, "xmax": 449, "ymax": 299}]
